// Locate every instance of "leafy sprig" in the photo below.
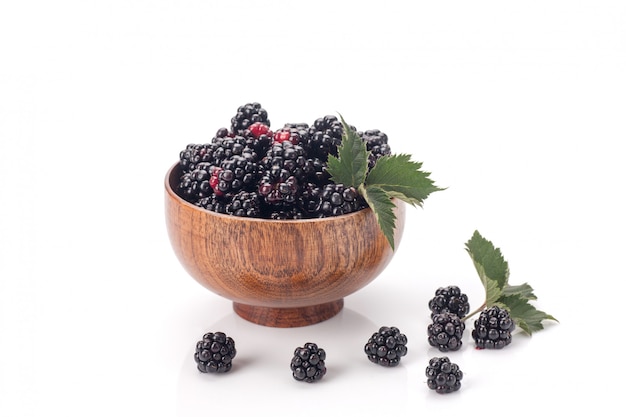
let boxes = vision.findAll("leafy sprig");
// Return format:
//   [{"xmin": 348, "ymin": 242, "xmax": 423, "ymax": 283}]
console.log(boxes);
[
  {"xmin": 327, "ymin": 114, "xmax": 443, "ymax": 249},
  {"xmin": 463, "ymin": 230, "xmax": 558, "ymax": 335}
]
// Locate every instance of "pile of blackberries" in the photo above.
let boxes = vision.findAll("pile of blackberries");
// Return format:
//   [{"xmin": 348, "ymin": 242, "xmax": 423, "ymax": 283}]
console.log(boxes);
[{"xmin": 176, "ymin": 102, "xmax": 392, "ymax": 219}]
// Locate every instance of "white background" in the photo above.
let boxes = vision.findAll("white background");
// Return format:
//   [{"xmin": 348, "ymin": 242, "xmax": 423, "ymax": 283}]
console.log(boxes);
[{"xmin": 1, "ymin": 1, "xmax": 625, "ymax": 415}]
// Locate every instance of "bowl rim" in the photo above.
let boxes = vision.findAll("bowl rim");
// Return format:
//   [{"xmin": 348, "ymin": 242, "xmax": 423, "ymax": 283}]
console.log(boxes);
[{"xmin": 165, "ymin": 162, "xmax": 380, "ymax": 225}]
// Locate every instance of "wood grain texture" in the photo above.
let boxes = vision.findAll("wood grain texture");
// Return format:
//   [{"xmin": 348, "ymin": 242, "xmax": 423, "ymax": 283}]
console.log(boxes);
[{"xmin": 165, "ymin": 163, "xmax": 406, "ymax": 327}]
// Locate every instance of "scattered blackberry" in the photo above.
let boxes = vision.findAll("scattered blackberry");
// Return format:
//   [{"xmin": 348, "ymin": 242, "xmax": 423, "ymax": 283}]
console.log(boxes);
[
  {"xmin": 364, "ymin": 326, "xmax": 408, "ymax": 367},
  {"xmin": 290, "ymin": 343, "xmax": 327, "ymax": 382},
  {"xmin": 194, "ymin": 331, "xmax": 237, "ymax": 373},
  {"xmin": 225, "ymin": 190, "xmax": 262, "ymax": 217},
  {"xmin": 177, "ymin": 164, "xmax": 214, "ymax": 203},
  {"xmin": 428, "ymin": 286, "xmax": 470, "ymax": 319},
  {"xmin": 231, "ymin": 102, "xmax": 270, "ymax": 134},
  {"xmin": 359, "ymin": 129, "xmax": 391, "ymax": 169},
  {"xmin": 425, "ymin": 356, "xmax": 463, "ymax": 394},
  {"xmin": 472, "ymin": 306, "xmax": 515, "ymax": 349},
  {"xmin": 427, "ymin": 312, "xmax": 465, "ymax": 352}
]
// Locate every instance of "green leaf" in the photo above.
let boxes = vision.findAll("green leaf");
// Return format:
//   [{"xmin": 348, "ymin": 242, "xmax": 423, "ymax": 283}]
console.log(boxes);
[
  {"xmin": 360, "ymin": 185, "xmax": 397, "ymax": 250},
  {"xmin": 502, "ymin": 283, "xmax": 537, "ymax": 300},
  {"xmin": 498, "ymin": 294, "xmax": 558, "ymax": 335},
  {"xmin": 465, "ymin": 230, "xmax": 510, "ymax": 294},
  {"xmin": 326, "ymin": 114, "xmax": 369, "ymax": 188},
  {"xmin": 366, "ymin": 154, "xmax": 444, "ymax": 207}
]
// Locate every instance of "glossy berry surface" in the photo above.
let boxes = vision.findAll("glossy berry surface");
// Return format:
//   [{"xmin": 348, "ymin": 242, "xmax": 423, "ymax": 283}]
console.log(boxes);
[
  {"xmin": 427, "ymin": 312, "xmax": 465, "ymax": 352},
  {"xmin": 472, "ymin": 306, "xmax": 515, "ymax": 349},
  {"xmin": 425, "ymin": 356, "xmax": 463, "ymax": 394},
  {"xmin": 364, "ymin": 326, "xmax": 408, "ymax": 367},
  {"xmin": 175, "ymin": 103, "xmax": 392, "ymax": 220},
  {"xmin": 194, "ymin": 332, "xmax": 237, "ymax": 373},
  {"xmin": 290, "ymin": 343, "xmax": 327, "ymax": 382},
  {"xmin": 428, "ymin": 285, "xmax": 470, "ymax": 319}
]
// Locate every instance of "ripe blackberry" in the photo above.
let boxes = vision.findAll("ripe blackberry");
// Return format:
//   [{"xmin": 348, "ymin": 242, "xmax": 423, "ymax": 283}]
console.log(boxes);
[
  {"xmin": 299, "ymin": 183, "xmax": 365, "ymax": 218},
  {"xmin": 225, "ymin": 190, "xmax": 262, "ymax": 217},
  {"xmin": 428, "ymin": 285, "xmax": 470, "ymax": 319},
  {"xmin": 177, "ymin": 164, "xmax": 214, "ymax": 203},
  {"xmin": 194, "ymin": 331, "xmax": 237, "ymax": 373},
  {"xmin": 290, "ymin": 343, "xmax": 327, "ymax": 382},
  {"xmin": 210, "ymin": 154, "xmax": 260, "ymax": 196},
  {"xmin": 260, "ymin": 141, "xmax": 309, "ymax": 183},
  {"xmin": 196, "ymin": 194, "xmax": 227, "ymax": 214},
  {"xmin": 472, "ymin": 306, "xmax": 515, "ymax": 349},
  {"xmin": 359, "ymin": 129, "xmax": 392, "ymax": 169},
  {"xmin": 209, "ymin": 135, "xmax": 255, "ymax": 166},
  {"xmin": 231, "ymin": 102, "xmax": 270, "ymax": 134},
  {"xmin": 305, "ymin": 115, "xmax": 348, "ymax": 160},
  {"xmin": 267, "ymin": 204, "xmax": 304, "ymax": 220},
  {"xmin": 427, "ymin": 312, "xmax": 465, "ymax": 352},
  {"xmin": 364, "ymin": 326, "xmax": 408, "ymax": 367},
  {"xmin": 425, "ymin": 356, "xmax": 463, "ymax": 394}
]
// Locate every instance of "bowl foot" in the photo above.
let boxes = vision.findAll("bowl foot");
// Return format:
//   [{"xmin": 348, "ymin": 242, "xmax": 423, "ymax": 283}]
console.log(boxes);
[{"xmin": 233, "ymin": 299, "xmax": 344, "ymax": 327}]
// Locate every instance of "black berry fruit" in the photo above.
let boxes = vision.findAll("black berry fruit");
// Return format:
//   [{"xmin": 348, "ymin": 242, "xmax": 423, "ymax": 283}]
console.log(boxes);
[
  {"xmin": 364, "ymin": 326, "xmax": 408, "ymax": 367},
  {"xmin": 427, "ymin": 312, "xmax": 465, "ymax": 352},
  {"xmin": 194, "ymin": 331, "xmax": 237, "ymax": 373},
  {"xmin": 428, "ymin": 285, "xmax": 470, "ymax": 319},
  {"xmin": 425, "ymin": 356, "xmax": 463, "ymax": 394},
  {"xmin": 231, "ymin": 102, "xmax": 270, "ymax": 134},
  {"xmin": 290, "ymin": 343, "xmax": 327, "ymax": 382},
  {"xmin": 471, "ymin": 306, "xmax": 515, "ymax": 349}
]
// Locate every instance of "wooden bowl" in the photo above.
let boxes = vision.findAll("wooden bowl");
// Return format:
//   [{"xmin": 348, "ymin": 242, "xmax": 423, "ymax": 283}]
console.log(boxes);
[{"xmin": 165, "ymin": 163, "xmax": 406, "ymax": 327}]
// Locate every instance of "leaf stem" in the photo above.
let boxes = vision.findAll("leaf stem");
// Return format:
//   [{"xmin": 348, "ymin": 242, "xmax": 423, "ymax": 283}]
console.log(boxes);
[{"xmin": 461, "ymin": 301, "xmax": 486, "ymax": 323}]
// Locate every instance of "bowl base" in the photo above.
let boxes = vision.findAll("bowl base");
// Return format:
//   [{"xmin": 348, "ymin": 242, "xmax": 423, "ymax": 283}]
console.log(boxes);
[{"xmin": 233, "ymin": 299, "xmax": 344, "ymax": 327}]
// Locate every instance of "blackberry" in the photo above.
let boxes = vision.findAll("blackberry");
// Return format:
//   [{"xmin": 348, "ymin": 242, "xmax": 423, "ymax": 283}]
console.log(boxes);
[
  {"xmin": 305, "ymin": 115, "xmax": 347, "ymax": 160},
  {"xmin": 177, "ymin": 164, "xmax": 214, "ymax": 203},
  {"xmin": 260, "ymin": 141, "xmax": 309, "ymax": 183},
  {"xmin": 209, "ymin": 135, "xmax": 255, "ymax": 166},
  {"xmin": 196, "ymin": 194, "xmax": 227, "ymax": 214},
  {"xmin": 194, "ymin": 331, "xmax": 237, "ymax": 373},
  {"xmin": 364, "ymin": 326, "xmax": 408, "ymax": 367},
  {"xmin": 472, "ymin": 306, "xmax": 515, "ymax": 349},
  {"xmin": 179, "ymin": 143, "xmax": 214, "ymax": 173},
  {"xmin": 210, "ymin": 154, "xmax": 260, "ymax": 196},
  {"xmin": 245, "ymin": 122, "xmax": 274, "ymax": 156},
  {"xmin": 299, "ymin": 183, "xmax": 365, "ymax": 217},
  {"xmin": 231, "ymin": 102, "xmax": 270, "ymax": 134},
  {"xmin": 267, "ymin": 205, "xmax": 304, "ymax": 220},
  {"xmin": 225, "ymin": 190, "xmax": 262, "ymax": 218},
  {"xmin": 359, "ymin": 129, "xmax": 391, "ymax": 169},
  {"xmin": 428, "ymin": 286, "xmax": 470, "ymax": 319},
  {"xmin": 425, "ymin": 356, "xmax": 463, "ymax": 394},
  {"xmin": 290, "ymin": 343, "xmax": 327, "ymax": 382},
  {"xmin": 427, "ymin": 312, "xmax": 465, "ymax": 352},
  {"xmin": 273, "ymin": 123, "xmax": 310, "ymax": 146}
]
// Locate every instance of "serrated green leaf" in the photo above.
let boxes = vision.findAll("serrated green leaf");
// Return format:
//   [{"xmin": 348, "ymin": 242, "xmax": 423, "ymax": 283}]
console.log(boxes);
[
  {"xmin": 498, "ymin": 294, "xmax": 558, "ymax": 335},
  {"xmin": 366, "ymin": 154, "xmax": 443, "ymax": 206},
  {"xmin": 465, "ymin": 230, "xmax": 510, "ymax": 295},
  {"xmin": 326, "ymin": 114, "xmax": 369, "ymax": 188},
  {"xmin": 502, "ymin": 283, "xmax": 537, "ymax": 300},
  {"xmin": 360, "ymin": 185, "xmax": 397, "ymax": 250}
]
